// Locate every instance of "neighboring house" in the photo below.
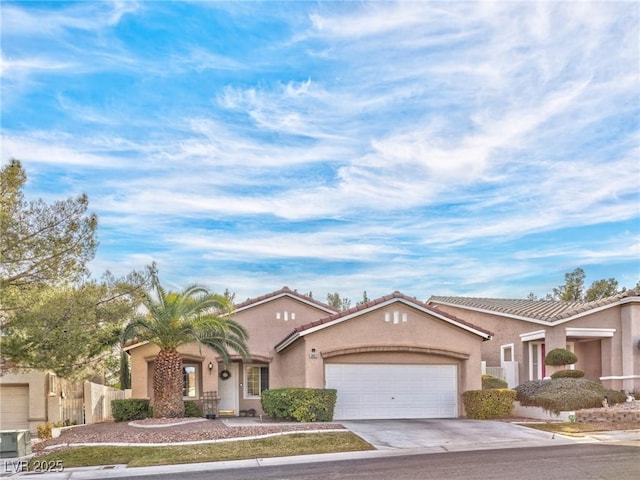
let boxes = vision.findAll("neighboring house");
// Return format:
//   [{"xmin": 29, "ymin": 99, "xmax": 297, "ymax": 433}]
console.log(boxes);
[
  {"xmin": 427, "ymin": 291, "xmax": 640, "ymax": 393},
  {"xmin": 126, "ymin": 287, "xmax": 493, "ymax": 420},
  {"xmin": 0, "ymin": 370, "xmax": 129, "ymax": 433},
  {"xmin": 0, "ymin": 370, "xmax": 83, "ymax": 433}
]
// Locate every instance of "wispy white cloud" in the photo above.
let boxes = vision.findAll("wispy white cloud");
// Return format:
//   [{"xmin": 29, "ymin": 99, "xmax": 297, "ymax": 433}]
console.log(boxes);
[
  {"xmin": 2, "ymin": 0, "xmax": 637, "ymax": 301},
  {"xmin": 1, "ymin": 1, "xmax": 139, "ymax": 36}
]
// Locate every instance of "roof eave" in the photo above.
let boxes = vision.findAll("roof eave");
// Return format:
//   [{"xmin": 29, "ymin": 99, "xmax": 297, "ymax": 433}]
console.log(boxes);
[
  {"xmin": 274, "ymin": 332, "xmax": 300, "ymax": 353},
  {"xmin": 291, "ymin": 297, "xmax": 493, "ymax": 341}
]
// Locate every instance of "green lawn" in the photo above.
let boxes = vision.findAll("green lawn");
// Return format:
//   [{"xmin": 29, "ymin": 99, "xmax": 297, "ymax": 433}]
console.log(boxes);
[
  {"xmin": 30, "ymin": 432, "xmax": 374, "ymax": 470},
  {"xmin": 518, "ymin": 422, "xmax": 633, "ymax": 436}
]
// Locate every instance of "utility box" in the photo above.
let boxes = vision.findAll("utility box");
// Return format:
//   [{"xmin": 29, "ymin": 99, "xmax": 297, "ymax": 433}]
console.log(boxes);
[{"xmin": 0, "ymin": 430, "xmax": 32, "ymax": 458}]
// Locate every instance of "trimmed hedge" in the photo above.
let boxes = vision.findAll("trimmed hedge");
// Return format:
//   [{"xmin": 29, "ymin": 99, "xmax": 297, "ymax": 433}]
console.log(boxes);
[
  {"xmin": 482, "ymin": 374, "xmax": 508, "ymax": 389},
  {"xmin": 550, "ymin": 369, "xmax": 584, "ymax": 379},
  {"xmin": 515, "ymin": 378, "xmax": 626, "ymax": 414},
  {"xmin": 462, "ymin": 389, "xmax": 516, "ymax": 419},
  {"xmin": 111, "ymin": 399, "xmax": 150, "ymax": 422},
  {"xmin": 261, "ymin": 388, "xmax": 337, "ymax": 422},
  {"xmin": 544, "ymin": 348, "xmax": 577, "ymax": 366}
]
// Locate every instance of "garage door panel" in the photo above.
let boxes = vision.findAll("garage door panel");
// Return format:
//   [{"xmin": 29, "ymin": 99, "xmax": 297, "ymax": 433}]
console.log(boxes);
[
  {"xmin": 326, "ymin": 364, "xmax": 458, "ymax": 420},
  {"xmin": 0, "ymin": 386, "xmax": 30, "ymax": 430}
]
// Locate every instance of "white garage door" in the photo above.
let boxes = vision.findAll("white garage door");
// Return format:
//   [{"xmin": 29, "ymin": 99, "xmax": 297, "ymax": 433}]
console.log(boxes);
[
  {"xmin": 326, "ymin": 364, "xmax": 458, "ymax": 420},
  {"xmin": 0, "ymin": 386, "xmax": 30, "ymax": 430}
]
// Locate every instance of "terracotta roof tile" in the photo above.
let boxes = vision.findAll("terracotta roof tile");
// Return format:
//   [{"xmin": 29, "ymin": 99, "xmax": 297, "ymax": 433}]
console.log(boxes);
[
  {"xmin": 290, "ymin": 290, "xmax": 493, "ymax": 336},
  {"xmin": 427, "ymin": 290, "xmax": 639, "ymax": 322},
  {"xmin": 234, "ymin": 286, "xmax": 339, "ymax": 313}
]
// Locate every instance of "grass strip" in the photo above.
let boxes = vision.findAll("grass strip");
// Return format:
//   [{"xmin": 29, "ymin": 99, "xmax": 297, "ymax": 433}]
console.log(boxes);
[
  {"xmin": 518, "ymin": 422, "xmax": 630, "ymax": 436},
  {"xmin": 30, "ymin": 432, "xmax": 374, "ymax": 469}
]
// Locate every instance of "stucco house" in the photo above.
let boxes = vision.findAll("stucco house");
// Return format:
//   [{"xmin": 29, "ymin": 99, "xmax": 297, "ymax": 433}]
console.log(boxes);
[
  {"xmin": 126, "ymin": 287, "xmax": 493, "ymax": 420},
  {"xmin": 0, "ymin": 370, "xmax": 83, "ymax": 433},
  {"xmin": 0, "ymin": 370, "xmax": 128, "ymax": 433},
  {"xmin": 427, "ymin": 291, "xmax": 640, "ymax": 393}
]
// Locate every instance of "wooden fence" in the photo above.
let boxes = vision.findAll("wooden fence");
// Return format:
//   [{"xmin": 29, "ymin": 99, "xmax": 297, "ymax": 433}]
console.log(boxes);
[
  {"xmin": 60, "ymin": 397, "xmax": 84, "ymax": 425},
  {"xmin": 54, "ymin": 381, "xmax": 129, "ymax": 426},
  {"xmin": 83, "ymin": 381, "xmax": 129, "ymax": 424}
]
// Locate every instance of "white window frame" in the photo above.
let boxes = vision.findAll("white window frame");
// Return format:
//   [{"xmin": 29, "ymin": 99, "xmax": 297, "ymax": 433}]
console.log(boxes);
[
  {"xmin": 182, "ymin": 364, "xmax": 198, "ymax": 399},
  {"xmin": 244, "ymin": 364, "xmax": 269, "ymax": 399},
  {"xmin": 500, "ymin": 344, "xmax": 514, "ymax": 364},
  {"xmin": 48, "ymin": 373, "xmax": 57, "ymax": 396},
  {"xmin": 528, "ymin": 342, "xmax": 544, "ymax": 380}
]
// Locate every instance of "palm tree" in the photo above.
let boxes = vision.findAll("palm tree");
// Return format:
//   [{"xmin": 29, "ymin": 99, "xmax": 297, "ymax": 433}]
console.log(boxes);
[{"xmin": 123, "ymin": 274, "xmax": 249, "ymax": 418}]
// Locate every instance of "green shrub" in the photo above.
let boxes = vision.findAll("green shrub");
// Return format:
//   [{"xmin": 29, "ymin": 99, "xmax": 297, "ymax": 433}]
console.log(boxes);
[
  {"xmin": 261, "ymin": 388, "xmax": 337, "ymax": 422},
  {"xmin": 482, "ymin": 374, "xmax": 508, "ymax": 389},
  {"xmin": 184, "ymin": 401, "xmax": 202, "ymax": 417},
  {"xmin": 533, "ymin": 388, "xmax": 603, "ymax": 413},
  {"xmin": 37, "ymin": 420, "xmax": 73, "ymax": 439},
  {"xmin": 37, "ymin": 422, "xmax": 55, "ymax": 439},
  {"xmin": 462, "ymin": 389, "xmax": 516, "ymax": 419},
  {"xmin": 514, "ymin": 379, "xmax": 549, "ymax": 403},
  {"xmin": 604, "ymin": 390, "xmax": 627, "ymax": 405},
  {"xmin": 544, "ymin": 348, "xmax": 578, "ymax": 366},
  {"xmin": 514, "ymin": 378, "xmax": 626, "ymax": 414},
  {"xmin": 550, "ymin": 369, "xmax": 584, "ymax": 379},
  {"xmin": 111, "ymin": 399, "xmax": 150, "ymax": 422}
]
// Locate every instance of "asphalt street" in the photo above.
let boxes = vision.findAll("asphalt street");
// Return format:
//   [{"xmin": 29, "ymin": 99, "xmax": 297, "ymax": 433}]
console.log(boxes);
[{"xmin": 44, "ymin": 443, "xmax": 639, "ymax": 480}]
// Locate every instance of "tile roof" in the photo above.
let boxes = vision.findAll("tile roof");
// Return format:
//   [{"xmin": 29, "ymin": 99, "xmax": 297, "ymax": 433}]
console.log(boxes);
[
  {"xmin": 275, "ymin": 291, "xmax": 493, "ymax": 351},
  {"xmin": 427, "ymin": 290, "xmax": 640, "ymax": 322},
  {"xmin": 234, "ymin": 286, "xmax": 339, "ymax": 313}
]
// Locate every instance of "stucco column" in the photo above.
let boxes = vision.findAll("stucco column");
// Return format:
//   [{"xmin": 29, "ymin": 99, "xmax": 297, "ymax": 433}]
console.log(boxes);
[
  {"xmin": 543, "ymin": 327, "xmax": 568, "ymax": 378},
  {"xmin": 600, "ymin": 337, "xmax": 614, "ymax": 388},
  {"xmin": 201, "ymin": 358, "xmax": 219, "ymax": 395},
  {"xmin": 621, "ymin": 303, "xmax": 640, "ymax": 393},
  {"xmin": 305, "ymin": 350, "xmax": 325, "ymax": 388}
]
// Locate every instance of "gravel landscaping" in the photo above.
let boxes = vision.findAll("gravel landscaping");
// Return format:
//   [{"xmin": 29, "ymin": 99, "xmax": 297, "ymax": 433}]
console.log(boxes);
[
  {"xmin": 32, "ymin": 400, "xmax": 639, "ymax": 454},
  {"xmin": 33, "ymin": 418, "xmax": 345, "ymax": 452}
]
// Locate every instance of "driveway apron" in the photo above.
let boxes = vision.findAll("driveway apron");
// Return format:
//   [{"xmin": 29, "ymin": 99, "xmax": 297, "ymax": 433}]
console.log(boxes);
[{"xmin": 339, "ymin": 419, "xmax": 571, "ymax": 450}]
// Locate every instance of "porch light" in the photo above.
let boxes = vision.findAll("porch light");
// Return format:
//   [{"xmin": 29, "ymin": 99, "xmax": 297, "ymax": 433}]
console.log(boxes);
[
  {"xmin": 309, "ymin": 348, "xmax": 319, "ymax": 359},
  {"xmin": 208, "ymin": 362, "xmax": 214, "ymax": 374}
]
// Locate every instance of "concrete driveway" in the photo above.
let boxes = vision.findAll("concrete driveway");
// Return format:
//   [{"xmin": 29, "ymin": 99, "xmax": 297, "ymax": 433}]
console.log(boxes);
[{"xmin": 340, "ymin": 418, "xmax": 577, "ymax": 451}]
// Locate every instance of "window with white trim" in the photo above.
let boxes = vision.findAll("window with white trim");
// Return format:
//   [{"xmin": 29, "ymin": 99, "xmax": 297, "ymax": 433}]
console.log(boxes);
[
  {"xmin": 48, "ymin": 373, "xmax": 57, "ymax": 396},
  {"xmin": 182, "ymin": 364, "xmax": 198, "ymax": 398},
  {"xmin": 529, "ymin": 342, "xmax": 545, "ymax": 380},
  {"xmin": 244, "ymin": 365, "xmax": 269, "ymax": 398},
  {"xmin": 501, "ymin": 344, "xmax": 514, "ymax": 363}
]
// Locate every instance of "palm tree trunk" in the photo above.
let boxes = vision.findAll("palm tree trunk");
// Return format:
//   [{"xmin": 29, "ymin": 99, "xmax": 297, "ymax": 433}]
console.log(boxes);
[{"xmin": 153, "ymin": 348, "xmax": 185, "ymax": 418}]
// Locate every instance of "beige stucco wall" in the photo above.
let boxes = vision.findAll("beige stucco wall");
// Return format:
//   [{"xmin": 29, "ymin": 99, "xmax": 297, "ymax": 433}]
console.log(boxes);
[
  {"xmin": 574, "ymin": 339, "xmax": 602, "ymax": 382},
  {"xmin": 278, "ymin": 303, "xmax": 485, "ymax": 416},
  {"xmin": 0, "ymin": 370, "xmax": 83, "ymax": 433},
  {"xmin": 430, "ymin": 305, "xmax": 532, "ymax": 382},
  {"xmin": 434, "ymin": 301, "xmax": 640, "ymax": 392},
  {"xmin": 232, "ymin": 296, "xmax": 334, "ymax": 359},
  {"xmin": 128, "ymin": 294, "xmax": 336, "ymax": 416},
  {"xmin": 619, "ymin": 301, "xmax": 640, "ymax": 392},
  {"xmin": 129, "ymin": 342, "xmax": 214, "ymax": 401},
  {"xmin": 0, "ymin": 370, "xmax": 47, "ymax": 433}
]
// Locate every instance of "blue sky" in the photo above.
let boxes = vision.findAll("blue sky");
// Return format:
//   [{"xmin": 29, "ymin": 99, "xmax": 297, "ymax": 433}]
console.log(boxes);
[{"xmin": 2, "ymin": 1, "xmax": 639, "ymax": 303}]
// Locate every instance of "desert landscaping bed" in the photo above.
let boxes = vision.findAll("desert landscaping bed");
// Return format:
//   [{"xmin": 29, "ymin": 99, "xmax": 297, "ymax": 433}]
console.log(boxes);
[{"xmin": 33, "ymin": 418, "xmax": 345, "ymax": 452}]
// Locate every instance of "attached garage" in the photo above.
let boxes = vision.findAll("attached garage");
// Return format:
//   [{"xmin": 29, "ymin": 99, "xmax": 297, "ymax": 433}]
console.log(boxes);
[
  {"xmin": 326, "ymin": 364, "xmax": 458, "ymax": 420},
  {"xmin": 274, "ymin": 291, "xmax": 493, "ymax": 420},
  {"xmin": 0, "ymin": 385, "xmax": 30, "ymax": 430}
]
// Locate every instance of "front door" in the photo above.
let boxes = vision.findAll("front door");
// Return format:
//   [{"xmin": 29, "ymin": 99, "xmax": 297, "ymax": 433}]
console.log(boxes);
[{"xmin": 217, "ymin": 363, "xmax": 239, "ymax": 415}]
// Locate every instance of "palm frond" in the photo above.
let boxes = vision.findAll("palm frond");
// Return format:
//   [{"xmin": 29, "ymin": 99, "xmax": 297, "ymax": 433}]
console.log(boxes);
[{"xmin": 129, "ymin": 274, "xmax": 250, "ymax": 356}]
